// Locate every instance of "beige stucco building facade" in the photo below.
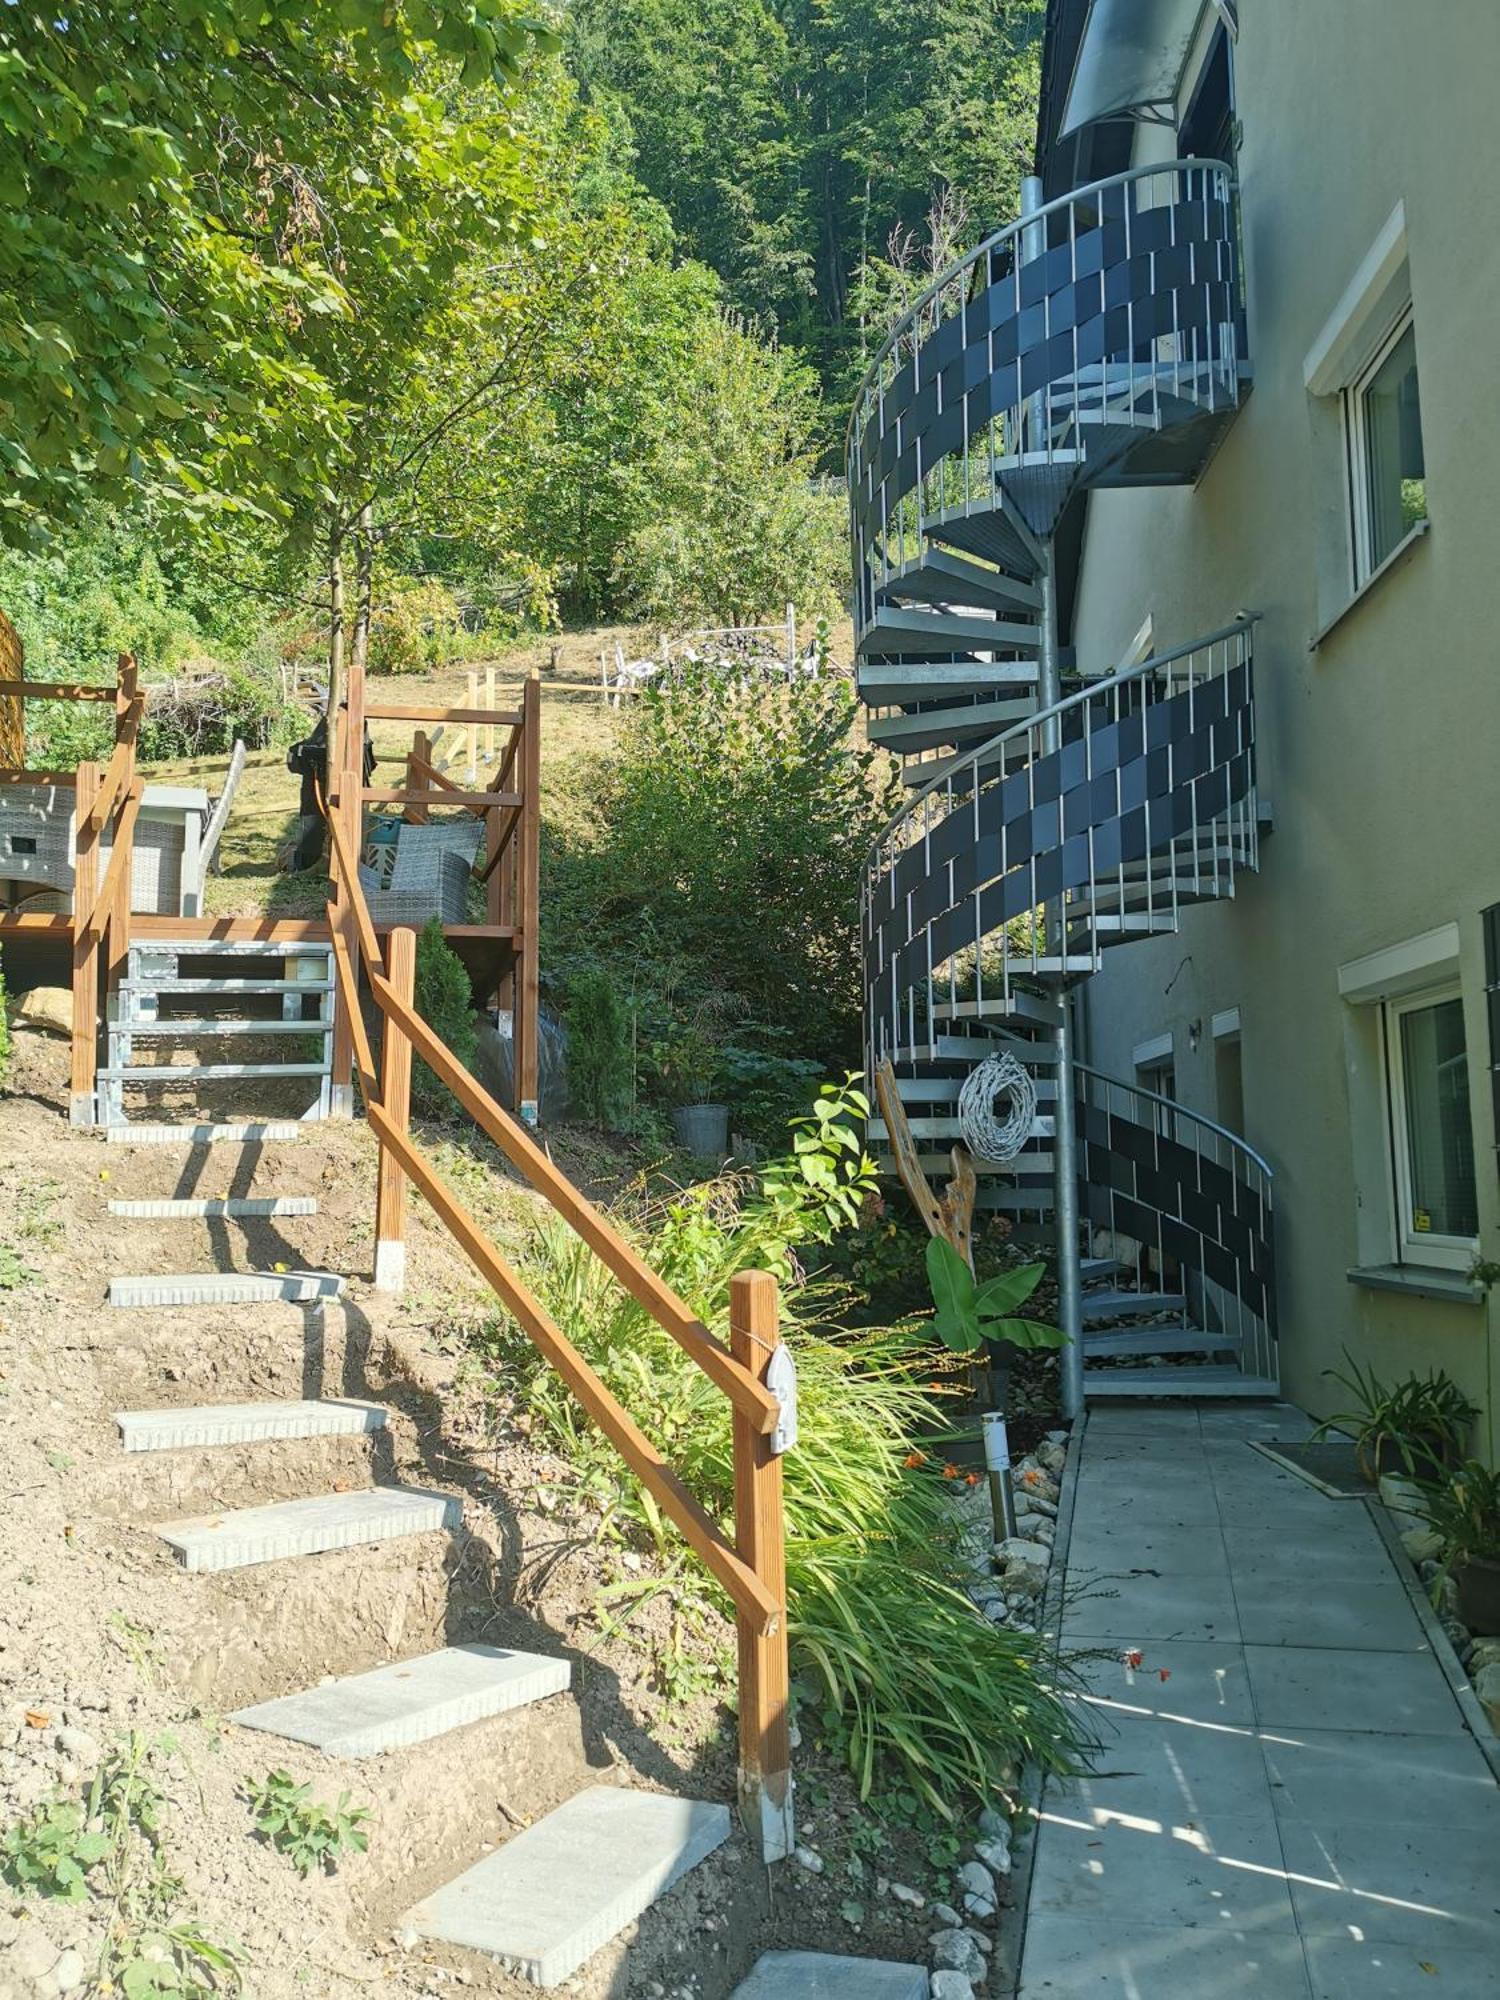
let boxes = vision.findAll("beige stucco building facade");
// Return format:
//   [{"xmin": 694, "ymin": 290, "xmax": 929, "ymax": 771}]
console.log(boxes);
[{"xmin": 1051, "ymin": 2, "xmax": 1500, "ymax": 1453}]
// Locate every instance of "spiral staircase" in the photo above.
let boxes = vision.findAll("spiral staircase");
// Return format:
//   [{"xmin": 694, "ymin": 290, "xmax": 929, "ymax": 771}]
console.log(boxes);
[{"xmin": 849, "ymin": 160, "xmax": 1278, "ymax": 1406}]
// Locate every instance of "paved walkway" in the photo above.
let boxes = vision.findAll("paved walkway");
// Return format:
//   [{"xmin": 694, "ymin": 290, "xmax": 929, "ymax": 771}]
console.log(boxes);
[{"xmin": 1019, "ymin": 1401, "xmax": 1500, "ymax": 1998}]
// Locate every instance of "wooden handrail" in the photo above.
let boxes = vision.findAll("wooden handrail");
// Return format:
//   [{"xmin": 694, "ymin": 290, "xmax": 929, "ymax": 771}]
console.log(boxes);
[
  {"xmin": 324, "ymin": 806, "xmax": 777, "ymax": 1434},
  {"xmin": 325, "ymin": 910, "xmax": 778, "ymax": 1628},
  {"xmin": 475, "ymin": 802, "xmax": 522, "ymax": 881},
  {"xmin": 362, "ymin": 786, "xmax": 520, "ymax": 810}
]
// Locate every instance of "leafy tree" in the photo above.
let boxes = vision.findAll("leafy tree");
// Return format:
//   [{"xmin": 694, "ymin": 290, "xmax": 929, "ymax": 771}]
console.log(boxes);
[{"xmin": 0, "ymin": 1, "xmax": 550, "ymax": 544}]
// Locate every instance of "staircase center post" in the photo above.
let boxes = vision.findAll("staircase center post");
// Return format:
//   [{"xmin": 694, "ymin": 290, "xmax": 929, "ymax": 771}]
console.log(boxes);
[{"xmin": 1036, "ymin": 545, "xmax": 1085, "ymax": 1419}]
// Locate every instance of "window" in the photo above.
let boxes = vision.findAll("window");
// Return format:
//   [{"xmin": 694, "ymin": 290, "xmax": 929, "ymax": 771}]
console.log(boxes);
[
  {"xmin": 1387, "ymin": 986, "xmax": 1478, "ymax": 1269},
  {"xmin": 1179, "ymin": 22, "xmax": 1234, "ymax": 164},
  {"xmin": 1347, "ymin": 309, "xmax": 1427, "ymax": 582},
  {"xmin": 1133, "ymin": 1034, "xmax": 1176, "ymax": 1138}
]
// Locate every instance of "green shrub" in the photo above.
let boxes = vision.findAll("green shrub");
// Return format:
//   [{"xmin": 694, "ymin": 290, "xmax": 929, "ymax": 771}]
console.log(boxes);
[
  {"xmin": 544, "ymin": 667, "xmax": 899, "ymax": 1072},
  {"xmin": 565, "ymin": 968, "xmax": 631, "ymax": 1126},
  {"xmin": 471, "ymin": 1080, "xmax": 1083, "ymax": 1814},
  {"xmin": 367, "ymin": 579, "xmax": 470, "ymax": 676},
  {"xmin": 244, "ymin": 1769, "xmax": 369, "ymax": 1878},
  {"xmin": 412, "ymin": 916, "xmax": 478, "ymax": 1118}
]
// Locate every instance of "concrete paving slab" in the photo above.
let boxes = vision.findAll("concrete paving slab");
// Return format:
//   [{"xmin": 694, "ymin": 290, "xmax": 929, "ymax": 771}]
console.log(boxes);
[
  {"xmin": 1069, "ymin": 1492, "xmax": 1209, "ymax": 1538},
  {"xmin": 1084, "ymin": 1408, "xmax": 1204, "ymax": 1438},
  {"xmin": 232, "ymin": 1644, "xmax": 571, "ymax": 1756},
  {"xmin": 1061, "ymin": 1564, "xmax": 1241, "ymax": 1642},
  {"xmin": 1259, "ymin": 1727, "xmax": 1500, "ymax": 1828},
  {"xmin": 1068, "ymin": 1637, "xmax": 1256, "ymax": 1726},
  {"xmin": 110, "ymin": 1270, "xmax": 344, "ymax": 1307},
  {"xmin": 1028, "ymin": 1805, "xmax": 1296, "ymax": 1931},
  {"xmin": 1233, "ymin": 1570, "xmax": 1428, "ymax": 1651},
  {"xmin": 1066, "ymin": 1517, "xmax": 1229, "ymax": 1571},
  {"xmin": 732, "ymin": 1952, "xmax": 929, "ymax": 1998},
  {"xmin": 1054, "ymin": 1711, "xmax": 1274, "ymax": 1821},
  {"xmin": 1300, "ymin": 1935, "xmax": 1500, "ymax": 1999},
  {"xmin": 1244, "ymin": 1645, "xmax": 1463, "ymax": 1735},
  {"xmin": 117, "ymin": 1399, "xmax": 385, "ymax": 1452},
  {"xmin": 1277, "ymin": 1820, "xmax": 1500, "ymax": 1949},
  {"xmin": 109, "ymin": 1196, "xmax": 318, "ymax": 1218},
  {"xmin": 1019, "ymin": 1912, "xmax": 1313, "ymax": 1998},
  {"xmin": 407, "ymin": 1786, "xmax": 730, "ymax": 1988},
  {"xmin": 1197, "ymin": 1404, "xmax": 1316, "ymax": 1439},
  {"xmin": 158, "ymin": 1485, "xmax": 459, "ymax": 1572}
]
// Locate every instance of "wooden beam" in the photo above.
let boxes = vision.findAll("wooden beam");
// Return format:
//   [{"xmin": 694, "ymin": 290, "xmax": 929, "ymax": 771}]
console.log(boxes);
[
  {"xmin": 515, "ymin": 671, "xmax": 541, "ymax": 1119},
  {"xmin": 80, "ymin": 784, "xmax": 142, "ymax": 942},
  {"xmin": 69, "ymin": 763, "xmax": 100, "ymax": 1124},
  {"xmin": 374, "ymin": 925, "xmax": 415, "ymax": 1292},
  {"xmin": 0, "ymin": 680, "xmax": 116, "ymax": 703},
  {"xmin": 361, "ymin": 787, "xmax": 520, "ymax": 810},
  {"xmin": 0, "ymin": 769, "xmax": 79, "ymax": 788},
  {"xmin": 365, "ymin": 703, "xmax": 524, "ymax": 727},
  {"xmin": 731, "ymin": 1270, "xmax": 794, "ymax": 1862},
  {"xmin": 130, "ymin": 915, "xmax": 334, "ymax": 942}
]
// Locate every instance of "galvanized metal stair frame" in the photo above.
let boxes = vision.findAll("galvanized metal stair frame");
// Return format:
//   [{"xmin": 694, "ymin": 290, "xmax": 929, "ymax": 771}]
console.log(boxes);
[
  {"xmin": 848, "ymin": 159, "xmax": 1277, "ymax": 1405},
  {"xmin": 100, "ymin": 937, "xmax": 336, "ymax": 1130}
]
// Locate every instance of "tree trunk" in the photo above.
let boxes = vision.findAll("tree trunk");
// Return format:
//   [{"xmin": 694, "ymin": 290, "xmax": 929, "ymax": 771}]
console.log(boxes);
[
  {"xmin": 327, "ymin": 515, "xmax": 345, "ymax": 749},
  {"xmin": 351, "ymin": 502, "xmax": 373, "ymax": 679}
]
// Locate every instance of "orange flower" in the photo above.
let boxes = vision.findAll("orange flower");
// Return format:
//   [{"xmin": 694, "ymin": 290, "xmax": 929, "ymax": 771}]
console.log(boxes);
[
  {"xmin": 904, "ymin": 1451, "xmax": 927, "ymax": 1470},
  {"xmin": 965, "ymin": 1471, "xmax": 982, "ymax": 1487},
  {"xmin": 1021, "ymin": 1466, "xmax": 1044, "ymax": 1488},
  {"xmin": 1158, "ymin": 1669, "xmax": 1172, "ymax": 1683},
  {"xmin": 942, "ymin": 1462, "xmax": 961, "ymax": 1480},
  {"xmin": 1123, "ymin": 1649, "xmax": 1143, "ymax": 1670}
]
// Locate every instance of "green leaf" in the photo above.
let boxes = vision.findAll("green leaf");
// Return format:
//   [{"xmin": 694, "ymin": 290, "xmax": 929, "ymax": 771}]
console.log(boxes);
[{"xmin": 973, "ymin": 1261, "xmax": 1044, "ymax": 1319}]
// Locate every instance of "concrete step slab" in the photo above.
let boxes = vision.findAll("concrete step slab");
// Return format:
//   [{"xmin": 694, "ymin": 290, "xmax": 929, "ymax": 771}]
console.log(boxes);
[
  {"xmin": 231, "ymin": 1643, "xmax": 572, "ymax": 1757},
  {"xmin": 159, "ymin": 1485, "xmax": 459, "ymax": 1572},
  {"xmin": 733, "ymin": 1954, "xmax": 930, "ymax": 1999},
  {"xmin": 406, "ymin": 1785, "xmax": 730, "ymax": 1988},
  {"xmin": 108, "ymin": 1196, "xmax": 319, "ymax": 1220},
  {"xmin": 116, "ymin": 1399, "xmax": 386, "ymax": 1453},
  {"xmin": 105, "ymin": 1122, "xmax": 303, "ymax": 1146},
  {"xmin": 109, "ymin": 1270, "xmax": 344, "ymax": 1308}
]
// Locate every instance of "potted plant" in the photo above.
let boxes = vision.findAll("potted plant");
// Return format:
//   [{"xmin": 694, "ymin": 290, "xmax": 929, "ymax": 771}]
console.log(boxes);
[
  {"xmin": 1311, "ymin": 1353, "xmax": 1477, "ymax": 1485},
  {"xmin": 1421, "ymin": 1460, "xmax": 1500, "ymax": 1635},
  {"xmin": 657, "ymin": 1017, "xmax": 730, "ymax": 1158}
]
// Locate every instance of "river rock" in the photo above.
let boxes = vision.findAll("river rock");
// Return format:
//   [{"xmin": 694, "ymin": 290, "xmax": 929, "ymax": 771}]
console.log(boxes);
[
  {"xmin": 995, "ymin": 1537, "xmax": 1050, "ymax": 1569},
  {"xmin": 956, "ymin": 1859, "xmax": 997, "ymax": 1918},
  {"xmin": 930, "ymin": 1929, "xmax": 986, "ymax": 1982},
  {"xmin": 930, "ymin": 1975, "xmax": 975, "ymax": 2000},
  {"xmin": 1473, "ymin": 1662, "xmax": 1500, "ymax": 1730},
  {"xmin": 975, "ymin": 1834, "xmax": 1011, "ymax": 1877}
]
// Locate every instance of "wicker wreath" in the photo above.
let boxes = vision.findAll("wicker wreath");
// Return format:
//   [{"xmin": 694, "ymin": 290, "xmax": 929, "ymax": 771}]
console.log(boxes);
[{"xmin": 956, "ymin": 1051, "xmax": 1037, "ymax": 1165}]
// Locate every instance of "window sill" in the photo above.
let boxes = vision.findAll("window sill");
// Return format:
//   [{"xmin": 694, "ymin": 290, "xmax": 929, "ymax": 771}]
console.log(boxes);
[
  {"xmin": 1310, "ymin": 518, "xmax": 1430, "ymax": 651},
  {"xmin": 1346, "ymin": 1261, "xmax": 1483, "ymax": 1306}
]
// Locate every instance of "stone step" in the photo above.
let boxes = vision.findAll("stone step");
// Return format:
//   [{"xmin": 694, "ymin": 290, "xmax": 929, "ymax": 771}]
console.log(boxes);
[
  {"xmin": 105, "ymin": 1122, "xmax": 303, "ymax": 1146},
  {"xmin": 231, "ymin": 1643, "xmax": 572, "ymax": 1757},
  {"xmin": 733, "ymin": 1954, "xmax": 930, "ymax": 1999},
  {"xmin": 109, "ymin": 1270, "xmax": 345, "ymax": 1308},
  {"xmin": 108, "ymin": 1196, "xmax": 319, "ymax": 1220},
  {"xmin": 406, "ymin": 1786, "xmax": 731, "ymax": 1988},
  {"xmin": 158, "ymin": 1485, "xmax": 459, "ymax": 1572},
  {"xmin": 116, "ymin": 1399, "xmax": 386, "ymax": 1453}
]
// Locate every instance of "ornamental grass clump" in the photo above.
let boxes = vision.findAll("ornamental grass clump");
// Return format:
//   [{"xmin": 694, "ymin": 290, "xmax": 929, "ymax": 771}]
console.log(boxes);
[{"xmin": 471, "ymin": 1080, "xmax": 1083, "ymax": 1814}]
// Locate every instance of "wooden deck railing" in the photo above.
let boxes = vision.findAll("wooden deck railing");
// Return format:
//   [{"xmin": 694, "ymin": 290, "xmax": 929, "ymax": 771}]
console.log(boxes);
[
  {"xmin": 323, "ymin": 798, "xmax": 794, "ymax": 1860},
  {"xmin": 0, "ymin": 651, "xmax": 143, "ymax": 1122}
]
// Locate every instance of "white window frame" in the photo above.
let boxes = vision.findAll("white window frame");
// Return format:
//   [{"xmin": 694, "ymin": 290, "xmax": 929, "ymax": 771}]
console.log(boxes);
[
  {"xmin": 1343, "ymin": 303, "xmax": 1423, "ymax": 589},
  {"xmin": 1385, "ymin": 981, "xmax": 1478, "ymax": 1272}
]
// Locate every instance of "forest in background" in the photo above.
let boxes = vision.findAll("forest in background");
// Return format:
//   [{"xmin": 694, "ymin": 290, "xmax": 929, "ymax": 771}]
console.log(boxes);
[{"xmin": 0, "ymin": 0, "xmax": 1042, "ymax": 713}]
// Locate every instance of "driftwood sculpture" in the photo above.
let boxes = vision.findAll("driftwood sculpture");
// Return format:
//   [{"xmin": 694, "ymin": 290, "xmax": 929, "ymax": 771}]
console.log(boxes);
[{"xmin": 873, "ymin": 1058, "xmax": 976, "ymax": 1273}]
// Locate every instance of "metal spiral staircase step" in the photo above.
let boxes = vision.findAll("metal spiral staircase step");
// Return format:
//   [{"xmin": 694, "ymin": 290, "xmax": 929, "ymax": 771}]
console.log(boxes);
[
  {"xmin": 867, "ymin": 697, "xmax": 1039, "ymax": 754},
  {"xmin": 874, "ymin": 546, "xmax": 1042, "ymax": 614},
  {"xmin": 865, "ymin": 606, "xmax": 1042, "ymax": 653}
]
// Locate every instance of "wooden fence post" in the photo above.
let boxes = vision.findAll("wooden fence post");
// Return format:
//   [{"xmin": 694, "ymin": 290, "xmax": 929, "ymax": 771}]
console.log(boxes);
[
  {"xmin": 730, "ymin": 1268, "xmax": 794, "ymax": 1863},
  {"xmin": 409, "ymin": 729, "xmax": 431, "ymax": 824},
  {"xmin": 515, "ymin": 671, "xmax": 541, "ymax": 1125},
  {"xmin": 69, "ymin": 761, "xmax": 100, "ymax": 1126},
  {"xmin": 374, "ymin": 924, "xmax": 416, "ymax": 1292},
  {"xmin": 106, "ymin": 653, "xmax": 139, "ymax": 1000}
]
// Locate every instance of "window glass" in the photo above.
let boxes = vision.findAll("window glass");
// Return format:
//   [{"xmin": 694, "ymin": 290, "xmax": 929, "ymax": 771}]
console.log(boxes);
[
  {"xmin": 1398, "ymin": 996, "xmax": 1476, "ymax": 1240},
  {"xmin": 1361, "ymin": 320, "xmax": 1426, "ymax": 570}
]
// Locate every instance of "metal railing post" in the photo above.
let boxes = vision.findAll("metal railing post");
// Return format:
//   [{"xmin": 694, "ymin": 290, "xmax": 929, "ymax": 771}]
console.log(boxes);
[
  {"xmin": 1036, "ymin": 548, "xmax": 1085, "ymax": 1418},
  {"xmin": 374, "ymin": 924, "xmax": 416, "ymax": 1292}
]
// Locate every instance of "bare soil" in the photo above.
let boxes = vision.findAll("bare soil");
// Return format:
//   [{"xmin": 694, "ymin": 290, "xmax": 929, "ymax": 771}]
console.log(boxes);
[{"xmin": 0, "ymin": 1019, "xmax": 950, "ymax": 1999}]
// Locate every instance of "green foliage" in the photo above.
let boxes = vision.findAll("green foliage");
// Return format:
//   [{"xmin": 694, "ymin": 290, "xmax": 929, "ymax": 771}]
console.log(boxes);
[
  {"xmin": 565, "ymin": 969, "xmax": 632, "ymax": 1126},
  {"xmin": 0, "ymin": 0, "xmax": 547, "ymax": 541},
  {"xmin": 367, "ymin": 578, "xmax": 472, "ymax": 676},
  {"xmin": 471, "ymin": 1085, "xmax": 1082, "ymax": 1812},
  {"xmin": 1312, "ymin": 1352, "xmax": 1478, "ymax": 1484},
  {"xmin": 1421, "ymin": 1460, "xmax": 1500, "ymax": 1567},
  {"xmin": 924, "ymin": 1241, "xmax": 1065, "ymax": 1356},
  {"xmin": 567, "ymin": 0, "xmax": 1043, "ymax": 400},
  {"xmin": 2, "ymin": 1733, "xmax": 241, "ymax": 1994},
  {"xmin": 244, "ymin": 1769, "xmax": 369, "ymax": 1878},
  {"xmin": 412, "ymin": 917, "xmax": 478, "ymax": 1119},
  {"xmin": 2, "ymin": 1794, "xmax": 109, "ymax": 1901},
  {"xmin": 547, "ymin": 668, "xmax": 899, "ymax": 1075}
]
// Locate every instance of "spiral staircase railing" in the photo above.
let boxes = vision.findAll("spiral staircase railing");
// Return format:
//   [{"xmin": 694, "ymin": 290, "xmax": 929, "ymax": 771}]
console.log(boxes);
[{"xmin": 848, "ymin": 158, "xmax": 1276, "ymax": 1404}]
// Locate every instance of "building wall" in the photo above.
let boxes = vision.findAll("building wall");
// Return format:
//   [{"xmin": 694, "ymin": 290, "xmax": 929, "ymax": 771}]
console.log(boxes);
[{"xmin": 1066, "ymin": 0, "xmax": 1500, "ymax": 1454}]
